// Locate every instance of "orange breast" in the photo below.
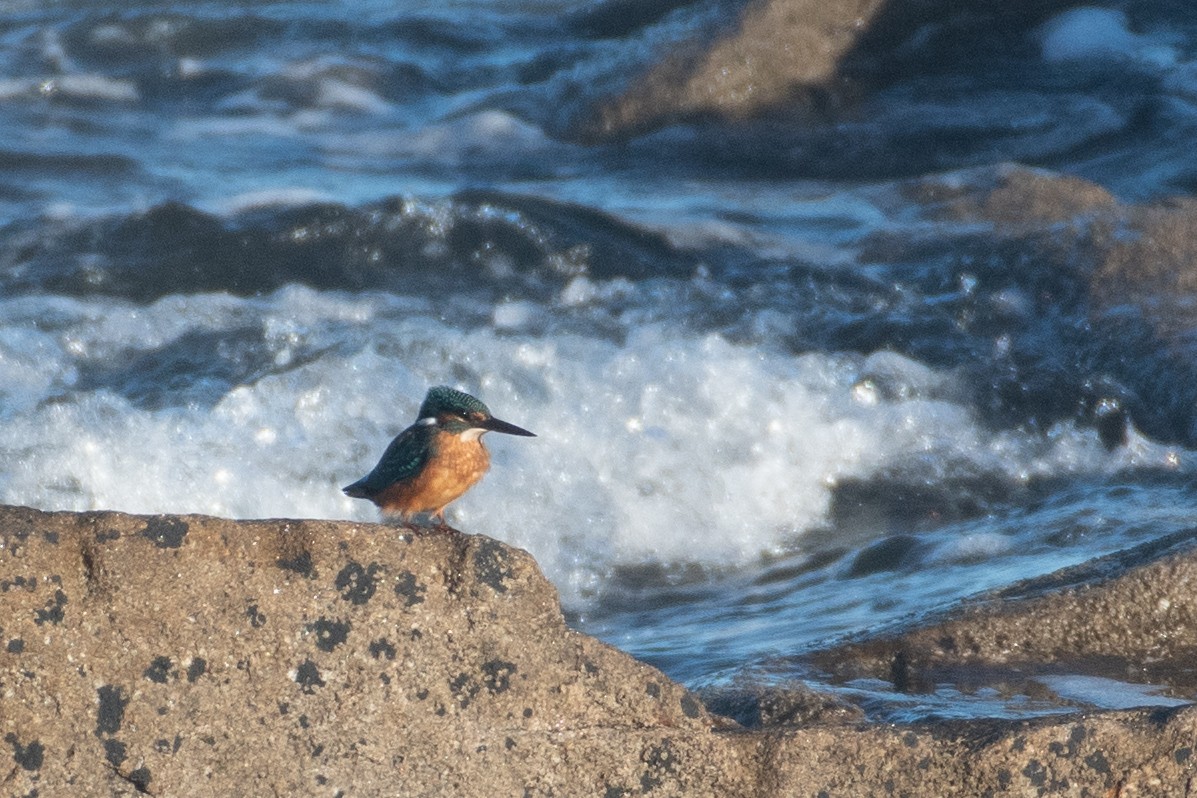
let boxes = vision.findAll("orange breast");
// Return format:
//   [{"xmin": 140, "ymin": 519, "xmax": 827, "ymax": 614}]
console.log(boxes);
[{"xmin": 375, "ymin": 431, "xmax": 490, "ymax": 516}]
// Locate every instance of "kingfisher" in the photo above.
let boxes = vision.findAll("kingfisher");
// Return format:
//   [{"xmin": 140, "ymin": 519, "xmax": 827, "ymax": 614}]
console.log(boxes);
[{"xmin": 343, "ymin": 386, "xmax": 535, "ymax": 524}]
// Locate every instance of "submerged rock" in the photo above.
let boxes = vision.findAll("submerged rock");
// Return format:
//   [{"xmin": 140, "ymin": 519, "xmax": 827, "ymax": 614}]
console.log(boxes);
[
  {"xmin": 808, "ymin": 527, "xmax": 1197, "ymax": 690},
  {"xmin": 1, "ymin": 504, "xmax": 1195, "ymax": 796},
  {"xmin": 574, "ymin": 0, "xmax": 1084, "ymax": 140}
]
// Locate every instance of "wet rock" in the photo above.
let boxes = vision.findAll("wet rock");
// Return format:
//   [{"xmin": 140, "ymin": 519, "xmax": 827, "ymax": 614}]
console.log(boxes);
[
  {"xmin": 1090, "ymin": 197, "xmax": 1197, "ymax": 334},
  {"xmin": 908, "ymin": 164, "xmax": 1118, "ymax": 228},
  {"xmin": 807, "ymin": 528, "xmax": 1197, "ymax": 695},
  {"xmin": 877, "ymin": 165, "xmax": 1197, "ymax": 446},
  {"xmin": 701, "ymin": 683, "xmax": 866, "ymax": 728},
  {"xmin": 575, "ymin": 0, "xmax": 1084, "ymax": 139},
  {"xmin": 903, "ymin": 165, "xmax": 1197, "ymax": 332},
  {"xmin": 2, "ymin": 504, "xmax": 1195, "ymax": 796}
]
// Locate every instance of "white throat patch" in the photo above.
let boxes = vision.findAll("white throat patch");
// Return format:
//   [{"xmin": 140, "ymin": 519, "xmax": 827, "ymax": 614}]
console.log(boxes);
[{"xmin": 459, "ymin": 427, "xmax": 487, "ymax": 441}]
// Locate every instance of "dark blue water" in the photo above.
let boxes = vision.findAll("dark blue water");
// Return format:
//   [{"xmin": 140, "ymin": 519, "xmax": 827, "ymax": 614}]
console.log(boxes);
[{"xmin": 3, "ymin": 0, "xmax": 1197, "ymax": 722}]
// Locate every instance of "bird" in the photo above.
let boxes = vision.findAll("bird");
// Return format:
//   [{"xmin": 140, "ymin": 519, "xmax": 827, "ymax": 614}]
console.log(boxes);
[{"xmin": 343, "ymin": 386, "xmax": 535, "ymax": 525}]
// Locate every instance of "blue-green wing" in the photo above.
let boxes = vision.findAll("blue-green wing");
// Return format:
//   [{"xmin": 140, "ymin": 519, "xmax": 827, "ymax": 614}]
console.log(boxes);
[{"xmin": 343, "ymin": 423, "xmax": 433, "ymax": 498}]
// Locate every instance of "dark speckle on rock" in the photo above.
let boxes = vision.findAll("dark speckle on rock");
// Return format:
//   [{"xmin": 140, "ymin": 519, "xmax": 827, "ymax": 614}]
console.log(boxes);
[
  {"xmin": 1023, "ymin": 759, "xmax": 1046, "ymax": 787},
  {"xmin": 277, "ymin": 549, "xmax": 315, "ymax": 579},
  {"xmin": 335, "ymin": 561, "xmax": 381, "ymax": 605},
  {"xmin": 41, "ymin": 531, "xmax": 59, "ymax": 545},
  {"xmin": 309, "ymin": 618, "xmax": 351, "ymax": 652},
  {"xmin": 154, "ymin": 735, "xmax": 182, "ymax": 755},
  {"xmin": 245, "ymin": 603, "xmax": 267, "ymax": 628},
  {"xmin": 369, "ymin": 638, "xmax": 396, "ymax": 660},
  {"xmin": 95, "ymin": 685, "xmax": 128, "ymax": 737},
  {"xmin": 1147, "ymin": 706, "xmax": 1181, "ymax": 727},
  {"xmin": 474, "ymin": 539, "xmax": 513, "ymax": 594},
  {"xmin": 186, "ymin": 657, "xmax": 206, "ymax": 683},
  {"xmin": 5, "ymin": 734, "xmax": 45, "ymax": 771},
  {"xmin": 142, "ymin": 517, "xmax": 189, "ymax": 548},
  {"xmin": 394, "ymin": 570, "xmax": 427, "ymax": 607},
  {"xmin": 1175, "ymin": 747, "xmax": 1192, "ymax": 764},
  {"xmin": 143, "ymin": 656, "xmax": 172, "ymax": 684},
  {"xmin": 1049, "ymin": 724, "xmax": 1085, "ymax": 758},
  {"xmin": 640, "ymin": 739, "xmax": 678, "ymax": 791},
  {"xmin": 295, "ymin": 660, "xmax": 325, "ymax": 694},
  {"xmin": 34, "ymin": 589, "xmax": 68, "ymax": 626},
  {"xmin": 128, "ymin": 766, "xmax": 152, "ymax": 793},
  {"xmin": 482, "ymin": 659, "xmax": 517, "ymax": 694},
  {"xmin": 449, "ymin": 672, "xmax": 480, "ymax": 709},
  {"xmin": 680, "ymin": 693, "xmax": 702, "ymax": 719},
  {"xmin": 645, "ymin": 682, "xmax": 660, "ymax": 699},
  {"xmin": 1085, "ymin": 749, "xmax": 1110, "ymax": 775},
  {"xmin": 103, "ymin": 738, "xmax": 127, "ymax": 767},
  {"xmin": 7, "ymin": 638, "xmax": 24, "ymax": 654}
]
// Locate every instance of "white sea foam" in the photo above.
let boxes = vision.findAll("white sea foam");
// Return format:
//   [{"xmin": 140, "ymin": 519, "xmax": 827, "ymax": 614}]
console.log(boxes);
[
  {"xmin": 0, "ymin": 286, "xmax": 1172, "ymax": 605},
  {"xmin": 212, "ymin": 188, "xmax": 338, "ymax": 214},
  {"xmin": 0, "ymin": 74, "xmax": 139, "ymax": 102},
  {"xmin": 343, "ymin": 110, "xmax": 563, "ymax": 163}
]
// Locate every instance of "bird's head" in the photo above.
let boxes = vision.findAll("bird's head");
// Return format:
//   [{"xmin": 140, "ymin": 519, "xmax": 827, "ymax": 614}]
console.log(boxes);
[{"xmin": 416, "ymin": 386, "xmax": 536, "ymax": 439}]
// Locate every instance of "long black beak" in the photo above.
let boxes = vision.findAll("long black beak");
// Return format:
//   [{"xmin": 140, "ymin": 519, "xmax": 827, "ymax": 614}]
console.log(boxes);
[{"xmin": 482, "ymin": 416, "xmax": 536, "ymax": 437}]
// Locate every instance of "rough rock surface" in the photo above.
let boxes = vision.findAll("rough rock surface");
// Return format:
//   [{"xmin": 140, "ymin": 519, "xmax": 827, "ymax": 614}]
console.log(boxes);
[{"xmin": 3, "ymin": 504, "xmax": 1196, "ymax": 796}]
